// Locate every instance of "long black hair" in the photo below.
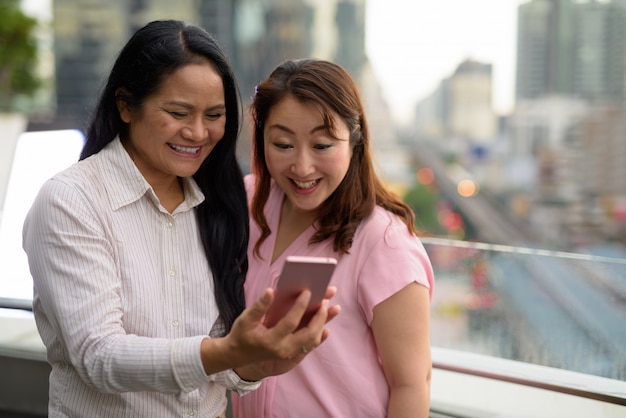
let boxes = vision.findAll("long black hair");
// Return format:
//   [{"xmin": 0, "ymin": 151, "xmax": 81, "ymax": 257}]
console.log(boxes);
[{"xmin": 81, "ymin": 20, "xmax": 247, "ymax": 333}]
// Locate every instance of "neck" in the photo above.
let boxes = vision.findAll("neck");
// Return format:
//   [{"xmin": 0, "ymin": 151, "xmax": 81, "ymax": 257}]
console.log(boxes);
[
  {"xmin": 281, "ymin": 198, "xmax": 318, "ymax": 230},
  {"xmin": 271, "ymin": 198, "xmax": 317, "ymax": 263},
  {"xmin": 153, "ymin": 177, "xmax": 185, "ymax": 213}
]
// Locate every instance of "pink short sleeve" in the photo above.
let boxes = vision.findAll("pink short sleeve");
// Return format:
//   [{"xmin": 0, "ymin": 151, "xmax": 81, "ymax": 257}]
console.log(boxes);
[{"xmin": 356, "ymin": 213, "xmax": 434, "ymax": 325}]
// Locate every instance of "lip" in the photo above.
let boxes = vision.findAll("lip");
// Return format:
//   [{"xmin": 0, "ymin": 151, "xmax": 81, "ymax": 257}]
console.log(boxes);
[
  {"xmin": 168, "ymin": 143, "xmax": 202, "ymax": 157},
  {"xmin": 290, "ymin": 178, "xmax": 320, "ymax": 194}
]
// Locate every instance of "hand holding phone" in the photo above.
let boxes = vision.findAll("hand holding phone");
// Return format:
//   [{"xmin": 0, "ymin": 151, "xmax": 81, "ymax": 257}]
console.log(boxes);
[{"xmin": 264, "ymin": 255, "xmax": 337, "ymax": 329}]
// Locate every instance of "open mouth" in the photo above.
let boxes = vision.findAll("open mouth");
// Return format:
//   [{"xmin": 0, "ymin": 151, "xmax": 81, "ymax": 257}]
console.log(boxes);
[
  {"xmin": 168, "ymin": 143, "xmax": 201, "ymax": 155},
  {"xmin": 292, "ymin": 179, "xmax": 319, "ymax": 190}
]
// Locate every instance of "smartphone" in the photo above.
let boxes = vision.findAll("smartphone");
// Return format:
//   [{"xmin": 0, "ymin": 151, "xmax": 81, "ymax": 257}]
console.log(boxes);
[{"xmin": 264, "ymin": 255, "xmax": 337, "ymax": 329}]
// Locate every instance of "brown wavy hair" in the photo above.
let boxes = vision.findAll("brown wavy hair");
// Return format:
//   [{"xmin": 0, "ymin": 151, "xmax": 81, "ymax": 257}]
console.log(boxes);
[{"xmin": 250, "ymin": 59, "xmax": 417, "ymax": 257}]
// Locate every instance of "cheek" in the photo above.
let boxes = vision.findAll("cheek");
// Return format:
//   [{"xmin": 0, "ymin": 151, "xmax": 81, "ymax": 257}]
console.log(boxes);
[
  {"xmin": 264, "ymin": 149, "xmax": 287, "ymax": 173},
  {"xmin": 142, "ymin": 115, "xmax": 175, "ymax": 135},
  {"xmin": 209, "ymin": 121, "xmax": 226, "ymax": 141},
  {"xmin": 329, "ymin": 148, "xmax": 352, "ymax": 175}
]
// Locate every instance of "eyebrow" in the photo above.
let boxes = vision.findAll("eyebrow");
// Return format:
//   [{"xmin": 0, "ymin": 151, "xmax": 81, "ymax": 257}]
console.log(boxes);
[
  {"xmin": 268, "ymin": 123, "xmax": 327, "ymax": 135},
  {"xmin": 164, "ymin": 101, "xmax": 226, "ymax": 112}
]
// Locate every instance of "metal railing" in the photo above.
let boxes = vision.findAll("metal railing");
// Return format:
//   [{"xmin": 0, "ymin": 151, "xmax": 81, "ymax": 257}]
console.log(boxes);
[{"xmin": 2, "ymin": 237, "xmax": 626, "ymax": 417}]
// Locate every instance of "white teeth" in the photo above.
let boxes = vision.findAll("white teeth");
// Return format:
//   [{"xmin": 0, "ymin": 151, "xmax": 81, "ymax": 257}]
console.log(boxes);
[
  {"xmin": 293, "ymin": 179, "xmax": 317, "ymax": 189},
  {"xmin": 170, "ymin": 144, "xmax": 200, "ymax": 154}
]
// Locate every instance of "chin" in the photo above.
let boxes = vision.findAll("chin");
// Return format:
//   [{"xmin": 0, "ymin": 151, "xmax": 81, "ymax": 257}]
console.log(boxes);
[{"xmin": 178, "ymin": 164, "xmax": 203, "ymax": 177}]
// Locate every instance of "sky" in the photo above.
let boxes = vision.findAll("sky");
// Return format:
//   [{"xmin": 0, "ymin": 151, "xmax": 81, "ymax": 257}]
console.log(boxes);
[{"xmin": 365, "ymin": 0, "xmax": 524, "ymax": 123}]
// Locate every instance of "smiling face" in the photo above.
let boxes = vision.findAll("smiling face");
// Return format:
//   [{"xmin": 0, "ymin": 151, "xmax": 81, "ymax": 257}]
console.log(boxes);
[
  {"xmin": 264, "ymin": 95, "xmax": 353, "ymax": 217},
  {"xmin": 117, "ymin": 62, "xmax": 226, "ymax": 186}
]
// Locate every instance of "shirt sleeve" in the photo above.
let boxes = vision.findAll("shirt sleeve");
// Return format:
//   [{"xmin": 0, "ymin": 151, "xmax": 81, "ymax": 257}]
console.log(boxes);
[
  {"xmin": 356, "ymin": 216, "xmax": 434, "ymax": 325},
  {"xmin": 23, "ymin": 178, "xmax": 210, "ymax": 394},
  {"xmin": 212, "ymin": 369, "xmax": 263, "ymax": 395}
]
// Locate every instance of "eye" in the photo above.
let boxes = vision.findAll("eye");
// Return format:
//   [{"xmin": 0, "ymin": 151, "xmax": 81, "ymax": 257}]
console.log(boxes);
[
  {"xmin": 273, "ymin": 142, "xmax": 292, "ymax": 150},
  {"xmin": 169, "ymin": 111, "xmax": 187, "ymax": 118},
  {"xmin": 205, "ymin": 112, "xmax": 224, "ymax": 121},
  {"xmin": 313, "ymin": 143, "xmax": 333, "ymax": 150}
]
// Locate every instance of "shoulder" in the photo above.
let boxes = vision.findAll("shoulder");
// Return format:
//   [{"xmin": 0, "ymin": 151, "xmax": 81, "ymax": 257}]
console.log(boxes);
[
  {"xmin": 40, "ymin": 157, "xmax": 95, "ymax": 193},
  {"xmin": 355, "ymin": 206, "xmax": 413, "ymax": 245},
  {"xmin": 351, "ymin": 206, "xmax": 429, "ymax": 268},
  {"xmin": 24, "ymin": 158, "xmax": 108, "ymax": 242},
  {"xmin": 30, "ymin": 155, "xmax": 110, "ymax": 221},
  {"xmin": 53, "ymin": 155, "xmax": 106, "ymax": 194},
  {"xmin": 352, "ymin": 206, "xmax": 434, "ymax": 297}
]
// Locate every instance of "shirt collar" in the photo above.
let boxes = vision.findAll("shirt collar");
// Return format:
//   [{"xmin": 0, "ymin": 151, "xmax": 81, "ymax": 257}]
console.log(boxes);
[{"xmin": 98, "ymin": 137, "xmax": 205, "ymax": 211}]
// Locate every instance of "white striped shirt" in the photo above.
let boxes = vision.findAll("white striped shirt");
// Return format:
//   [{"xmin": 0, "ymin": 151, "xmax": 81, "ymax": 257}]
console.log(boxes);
[{"xmin": 22, "ymin": 137, "xmax": 259, "ymax": 417}]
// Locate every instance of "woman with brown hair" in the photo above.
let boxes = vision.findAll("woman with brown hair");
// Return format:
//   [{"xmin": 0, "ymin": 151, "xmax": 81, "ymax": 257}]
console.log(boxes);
[{"xmin": 233, "ymin": 59, "xmax": 434, "ymax": 417}]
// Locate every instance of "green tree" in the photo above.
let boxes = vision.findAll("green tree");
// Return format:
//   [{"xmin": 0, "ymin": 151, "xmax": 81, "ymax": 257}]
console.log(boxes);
[
  {"xmin": 403, "ymin": 182, "xmax": 443, "ymax": 234},
  {"xmin": 0, "ymin": 0, "xmax": 40, "ymax": 112}
]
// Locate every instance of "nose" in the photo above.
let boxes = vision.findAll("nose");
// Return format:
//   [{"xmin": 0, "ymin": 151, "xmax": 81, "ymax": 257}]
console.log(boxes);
[
  {"xmin": 290, "ymin": 149, "xmax": 315, "ymax": 177},
  {"xmin": 181, "ymin": 118, "xmax": 208, "ymax": 142}
]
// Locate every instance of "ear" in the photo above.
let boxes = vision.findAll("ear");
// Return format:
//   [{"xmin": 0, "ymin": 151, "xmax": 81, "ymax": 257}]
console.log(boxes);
[{"xmin": 115, "ymin": 87, "xmax": 132, "ymax": 123}]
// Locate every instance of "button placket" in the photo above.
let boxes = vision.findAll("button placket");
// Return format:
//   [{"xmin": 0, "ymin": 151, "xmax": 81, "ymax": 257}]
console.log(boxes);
[{"xmin": 162, "ymin": 214, "xmax": 184, "ymax": 337}]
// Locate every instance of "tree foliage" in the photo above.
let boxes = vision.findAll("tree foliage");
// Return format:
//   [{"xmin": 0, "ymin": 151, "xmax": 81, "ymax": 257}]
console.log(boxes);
[
  {"xmin": 403, "ymin": 182, "xmax": 443, "ymax": 234},
  {"xmin": 0, "ymin": 0, "xmax": 40, "ymax": 111}
]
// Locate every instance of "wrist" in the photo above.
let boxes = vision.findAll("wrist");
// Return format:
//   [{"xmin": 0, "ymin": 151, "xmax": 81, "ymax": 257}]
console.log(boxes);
[
  {"xmin": 200, "ymin": 337, "xmax": 233, "ymax": 375},
  {"xmin": 233, "ymin": 364, "xmax": 265, "ymax": 382}
]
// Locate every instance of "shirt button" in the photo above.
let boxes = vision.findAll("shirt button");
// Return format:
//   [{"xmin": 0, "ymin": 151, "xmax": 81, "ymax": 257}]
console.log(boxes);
[
  {"xmin": 172, "ymin": 320, "xmax": 179, "ymax": 327},
  {"xmin": 168, "ymin": 269, "xmax": 176, "ymax": 277},
  {"xmin": 188, "ymin": 410, "xmax": 196, "ymax": 417},
  {"xmin": 165, "ymin": 221, "xmax": 173, "ymax": 228}
]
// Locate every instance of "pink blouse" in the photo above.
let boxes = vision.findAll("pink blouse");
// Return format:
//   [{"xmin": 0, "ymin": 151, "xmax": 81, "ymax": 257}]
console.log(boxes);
[{"xmin": 232, "ymin": 175, "xmax": 434, "ymax": 418}]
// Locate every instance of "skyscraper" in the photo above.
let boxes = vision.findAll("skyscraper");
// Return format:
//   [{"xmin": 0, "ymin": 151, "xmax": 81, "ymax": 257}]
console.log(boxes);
[
  {"xmin": 231, "ymin": 0, "xmax": 366, "ymax": 111},
  {"xmin": 573, "ymin": 0, "xmax": 626, "ymax": 102},
  {"xmin": 516, "ymin": 0, "xmax": 576, "ymax": 101},
  {"xmin": 52, "ymin": 0, "xmax": 234, "ymax": 129},
  {"xmin": 516, "ymin": 0, "xmax": 626, "ymax": 104}
]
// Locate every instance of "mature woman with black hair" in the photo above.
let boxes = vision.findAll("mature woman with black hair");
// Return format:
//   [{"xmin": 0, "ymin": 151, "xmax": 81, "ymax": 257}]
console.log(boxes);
[{"xmin": 23, "ymin": 20, "xmax": 338, "ymax": 418}]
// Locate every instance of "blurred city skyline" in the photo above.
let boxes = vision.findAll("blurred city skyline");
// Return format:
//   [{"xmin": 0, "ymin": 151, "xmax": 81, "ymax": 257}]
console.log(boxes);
[{"xmin": 22, "ymin": 0, "xmax": 522, "ymax": 124}]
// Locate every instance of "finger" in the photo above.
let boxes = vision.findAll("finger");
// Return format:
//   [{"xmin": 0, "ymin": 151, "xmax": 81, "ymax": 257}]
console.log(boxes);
[
  {"xmin": 324, "ymin": 286, "xmax": 337, "ymax": 299},
  {"xmin": 272, "ymin": 289, "xmax": 311, "ymax": 333},
  {"xmin": 320, "ymin": 328, "xmax": 331, "ymax": 344},
  {"xmin": 243, "ymin": 288, "xmax": 274, "ymax": 323},
  {"xmin": 326, "ymin": 304, "xmax": 341, "ymax": 323},
  {"xmin": 301, "ymin": 299, "xmax": 329, "ymax": 333},
  {"xmin": 302, "ymin": 304, "xmax": 339, "ymax": 348}
]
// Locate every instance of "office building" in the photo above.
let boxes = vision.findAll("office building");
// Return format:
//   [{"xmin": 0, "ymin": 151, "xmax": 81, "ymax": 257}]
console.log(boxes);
[
  {"xmin": 516, "ymin": 0, "xmax": 626, "ymax": 104},
  {"xmin": 52, "ymin": 0, "xmax": 234, "ymax": 129}
]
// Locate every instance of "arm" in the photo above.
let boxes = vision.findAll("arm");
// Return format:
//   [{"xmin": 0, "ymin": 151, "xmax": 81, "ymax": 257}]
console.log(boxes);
[
  {"xmin": 372, "ymin": 283, "xmax": 431, "ymax": 418},
  {"xmin": 25, "ymin": 177, "xmax": 340, "ymax": 394},
  {"xmin": 23, "ymin": 178, "xmax": 186, "ymax": 393}
]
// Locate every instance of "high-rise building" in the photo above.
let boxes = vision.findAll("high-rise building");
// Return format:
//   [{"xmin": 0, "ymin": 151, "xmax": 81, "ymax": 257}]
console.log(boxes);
[
  {"xmin": 447, "ymin": 60, "xmax": 496, "ymax": 142},
  {"xmin": 52, "ymin": 0, "xmax": 233, "ymax": 130},
  {"xmin": 231, "ymin": 0, "xmax": 312, "ymax": 110},
  {"xmin": 516, "ymin": 0, "xmax": 576, "ymax": 101},
  {"xmin": 231, "ymin": 0, "xmax": 366, "ymax": 110},
  {"xmin": 516, "ymin": 0, "xmax": 626, "ymax": 104},
  {"xmin": 334, "ymin": 0, "xmax": 366, "ymax": 81},
  {"xmin": 573, "ymin": 0, "xmax": 626, "ymax": 102},
  {"xmin": 413, "ymin": 59, "xmax": 496, "ymax": 143}
]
